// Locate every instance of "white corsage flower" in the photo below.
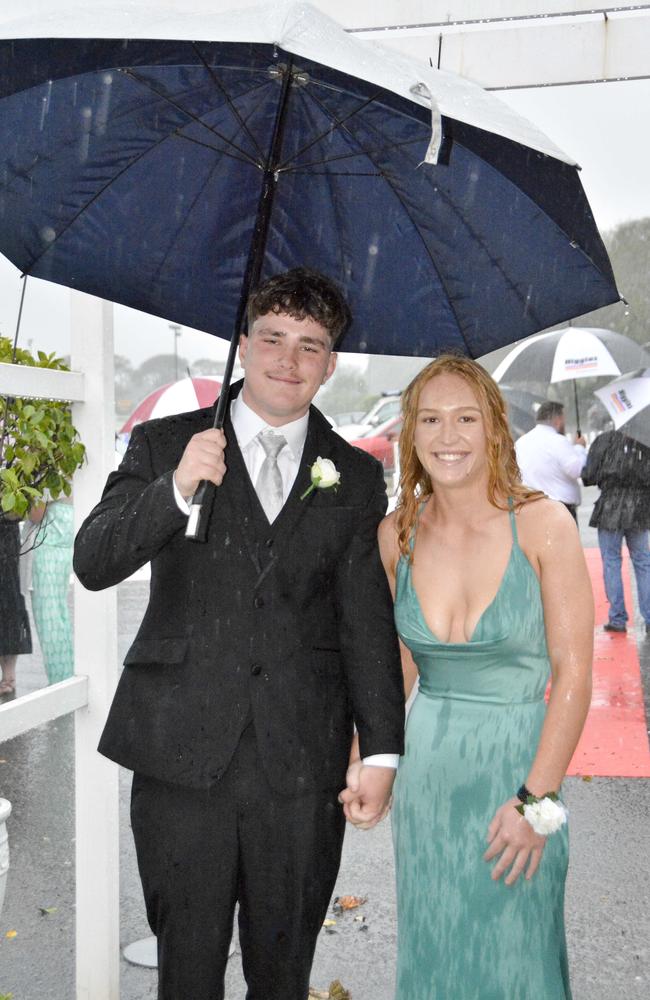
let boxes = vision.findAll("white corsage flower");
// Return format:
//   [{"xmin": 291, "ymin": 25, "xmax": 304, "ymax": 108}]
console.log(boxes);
[
  {"xmin": 300, "ymin": 457, "xmax": 341, "ymax": 500},
  {"xmin": 520, "ymin": 795, "xmax": 568, "ymax": 836}
]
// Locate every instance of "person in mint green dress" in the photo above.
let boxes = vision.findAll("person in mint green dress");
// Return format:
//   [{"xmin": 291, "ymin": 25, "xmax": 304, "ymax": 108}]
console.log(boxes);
[
  {"xmin": 377, "ymin": 356, "xmax": 594, "ymax": 1000},
  {"xmin": 29, "ymin": 499, "xmax": 74, "ymax": 685}
]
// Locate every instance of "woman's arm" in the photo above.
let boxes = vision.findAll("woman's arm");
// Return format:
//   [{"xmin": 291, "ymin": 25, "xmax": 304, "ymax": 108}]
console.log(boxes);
[
  {"xmin": 485, "ymin": 500, "xmax": 593, "ymax": 885},
  {"xmin": 378, "ymin": 513, "xmax": 419, "ymax": 700},
  {"xmin": 524, "ymin": 501, "xmax": 593, "ymax": 794}
]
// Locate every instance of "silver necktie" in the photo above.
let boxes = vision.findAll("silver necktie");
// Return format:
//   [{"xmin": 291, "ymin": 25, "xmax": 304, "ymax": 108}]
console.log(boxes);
[{"xmin": 255, "ymin": 430, "xmax": 287, "ymax": 523}]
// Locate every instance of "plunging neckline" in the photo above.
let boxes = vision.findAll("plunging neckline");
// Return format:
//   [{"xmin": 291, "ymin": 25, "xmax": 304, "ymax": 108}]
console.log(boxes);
[{"xmin": 406, "ymin": 543, "xmax": 516, "ymax": 646}]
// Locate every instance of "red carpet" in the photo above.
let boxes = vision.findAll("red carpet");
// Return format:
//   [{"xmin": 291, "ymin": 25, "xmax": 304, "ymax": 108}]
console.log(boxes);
[{"xmin": 565, "ymin": 548, "xmax": 650, "ymax": 777}]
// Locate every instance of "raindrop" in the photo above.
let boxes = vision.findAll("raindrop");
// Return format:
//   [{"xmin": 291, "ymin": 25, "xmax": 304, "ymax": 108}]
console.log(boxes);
[{"xmin": 40, "ymin": 226, "xmax": 56, "ymax": 244}]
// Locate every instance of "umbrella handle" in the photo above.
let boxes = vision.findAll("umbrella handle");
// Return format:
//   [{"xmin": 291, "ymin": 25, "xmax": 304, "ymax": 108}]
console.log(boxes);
[{"xmin": 185, "ymin": 346, "xmax": 235, "ymax": 543}]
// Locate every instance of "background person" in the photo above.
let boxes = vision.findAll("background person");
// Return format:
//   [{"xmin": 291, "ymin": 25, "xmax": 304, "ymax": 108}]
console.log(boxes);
[
  {"xmin": 582, "ymin": 428, "xmax": 650, "ymax": 634},
  {"xmin": 28, "ymin": 498, "xmax": 75, "ymax": 683},
  {"xmin": 515, "ymin": 400, "xmax": 587, "ymax": 521},
  {"xmin": 375, "ymin": 356, "xmax": 593, "ymax": 1000},
  {"xmin": 0, "ymin": 516, "xmax": 32, "ymax": 696}
]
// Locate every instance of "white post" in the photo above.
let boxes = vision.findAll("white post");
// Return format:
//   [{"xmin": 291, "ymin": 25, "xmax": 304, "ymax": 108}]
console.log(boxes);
[{"xmin": 71, "ymin": 292, "xmax": 120, "ymax": 1000}]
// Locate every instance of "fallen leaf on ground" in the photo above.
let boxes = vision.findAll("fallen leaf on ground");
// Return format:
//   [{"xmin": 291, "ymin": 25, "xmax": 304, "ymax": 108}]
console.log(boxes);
[
  {"xmin": 322, "ymin": 918, "xmax": 336, "ymax": 927},
  {"xmin": 38, "ymin": 907, "xmax": 58, "ymax": 916},
  {"xmin": 4, "ymin": 931, "xmax": 17, "ymax": 940},
  {"xmin": 308, "ymin": 982, "xmax": 351, "ymax": 999},
  {"xmin": 333, "ymin": 895, "xmax": 366, "ymax": 912},
  {"xmin": 581, "ymin": 775, "xmax": 593, "ymax": 782}
]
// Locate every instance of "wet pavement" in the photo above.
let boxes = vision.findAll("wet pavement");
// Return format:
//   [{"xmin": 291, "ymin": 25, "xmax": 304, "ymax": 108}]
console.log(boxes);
[{"xmin": 1, "ymin": 487, "xmax": 649, "ymax": 999}]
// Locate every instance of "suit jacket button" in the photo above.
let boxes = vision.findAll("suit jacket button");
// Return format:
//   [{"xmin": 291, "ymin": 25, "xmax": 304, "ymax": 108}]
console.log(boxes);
[
  {"xmin": 254, "ymin": 595, "xmax": 265, "ymax": 608},
  {"xmin": 250, "ymin": 663, "xmax": 262, "ymax": 676}
]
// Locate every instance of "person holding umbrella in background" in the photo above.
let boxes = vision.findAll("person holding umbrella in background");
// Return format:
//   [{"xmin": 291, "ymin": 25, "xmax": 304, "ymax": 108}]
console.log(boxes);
[
  {"xmin": 582, "ymin": 428, "xmax": 650, "ymax": 634},
  {"xmin": 515, "ymin": 401, "xmax": 587, "ymax": 522},
  {"xmin": 73, "ymin": 268, "xmax": 404, "ymax": 1000}
]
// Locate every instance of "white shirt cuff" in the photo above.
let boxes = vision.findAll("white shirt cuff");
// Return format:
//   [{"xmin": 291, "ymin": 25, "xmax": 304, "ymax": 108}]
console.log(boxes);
[
  {"xmin": 362, "ymin": 753, "xmax": 399, "ymax": 769},
  {"xmin": 172, "ymin": 474, "xmax": 192, "ymax": 515}
]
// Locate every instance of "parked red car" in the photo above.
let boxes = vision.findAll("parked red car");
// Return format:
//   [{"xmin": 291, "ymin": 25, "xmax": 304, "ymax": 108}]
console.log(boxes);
[{"xmin": 350, "ymin": 415, "xmax": 402, "ymax": 473}]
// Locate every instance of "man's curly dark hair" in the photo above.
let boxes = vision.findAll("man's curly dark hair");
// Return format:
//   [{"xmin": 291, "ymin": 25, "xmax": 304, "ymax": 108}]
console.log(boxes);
[{"xmin": 246, "ymin": 267, "xmax": 351, "ymax": 346}]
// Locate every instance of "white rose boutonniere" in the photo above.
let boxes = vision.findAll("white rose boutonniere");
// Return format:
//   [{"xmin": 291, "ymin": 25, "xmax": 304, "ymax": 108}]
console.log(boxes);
[
  {"xmin": 516, "ymin": 791, "xmax": 568, "ymax": 836},
  {"xmin": 300, "ymin": 457, "xmax": 341, "ymax": 501}
]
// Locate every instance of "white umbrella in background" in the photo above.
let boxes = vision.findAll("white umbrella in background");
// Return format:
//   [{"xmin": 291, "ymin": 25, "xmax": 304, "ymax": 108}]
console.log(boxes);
[
  {"xmin": 593, "ymin": 368, "xmax": 650, "ymax": 448},
  {"xmin": 493, "ymin": 328, "xmax": 650, "ymax": 433},
  {"xmin": 119, "ymin": 376, "xmax": 222, "ymax": 435}
]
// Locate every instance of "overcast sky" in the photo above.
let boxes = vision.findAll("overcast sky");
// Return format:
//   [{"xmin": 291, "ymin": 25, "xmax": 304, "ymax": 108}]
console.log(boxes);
[{"xmin": 0, "ymin": 77, "xmax": 648, "ymax": 369}]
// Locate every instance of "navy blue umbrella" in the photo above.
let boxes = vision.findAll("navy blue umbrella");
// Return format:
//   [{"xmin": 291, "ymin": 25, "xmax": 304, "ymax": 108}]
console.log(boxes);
[{"xmin": 0, "ymin": 2, "xmax": 620, "ymax": 537}]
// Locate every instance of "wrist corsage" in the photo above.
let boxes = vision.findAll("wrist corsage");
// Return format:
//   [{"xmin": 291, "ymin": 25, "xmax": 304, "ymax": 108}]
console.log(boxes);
[
  {"xmin": 300, "ymin": 457, "xmax": 341, "ymax": 500},
  {"xmin": 515, "ymin": 785, "xmax": 568, "ymax": 836}
]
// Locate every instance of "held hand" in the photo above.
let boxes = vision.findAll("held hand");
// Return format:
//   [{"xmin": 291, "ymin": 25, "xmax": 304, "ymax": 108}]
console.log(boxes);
[
  {"xmin": 575, "ymin": 434, "xmax": 587, "ymax": 447},
  {"xmin": 483, "ymin": 797, "xmax": 546, "ymax": 885},
  {"xmin": 174, "ymin": 428, "xmax": 227, "ymax": 498},
  {"xmin": 338, "ymin": 765, "xmax": 395, "ymax": 831}
]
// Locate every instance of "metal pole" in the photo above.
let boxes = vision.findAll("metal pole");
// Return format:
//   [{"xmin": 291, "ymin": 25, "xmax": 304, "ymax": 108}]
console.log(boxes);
[
  {"xmin": 169, "ymin": 323, "xmax": 182, "ymax": 381},
  {"xmin": 573, "ymin": 378, "xmax": 581, "ymax": 437},
  {"xmin": 186, "ymin": 59, "xmax": 295, "ymax": 542}
]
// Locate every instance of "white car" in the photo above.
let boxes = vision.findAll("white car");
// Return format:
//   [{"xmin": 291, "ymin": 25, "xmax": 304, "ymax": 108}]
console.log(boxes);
[{"xmin": 335, "ymin": 393, "xmax": 402, "ymax": 441}]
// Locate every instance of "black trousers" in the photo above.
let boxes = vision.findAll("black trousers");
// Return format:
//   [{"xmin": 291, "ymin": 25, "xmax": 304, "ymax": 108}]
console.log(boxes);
[{"xmin": 130, "ymin": 723, "xmax": 346, "ymax": 1000}]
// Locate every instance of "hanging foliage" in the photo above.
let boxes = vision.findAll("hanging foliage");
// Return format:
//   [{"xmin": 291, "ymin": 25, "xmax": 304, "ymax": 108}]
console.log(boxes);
[{"xmin": 0, "ymin": 336, "xmax": 85, "ymax": 518}]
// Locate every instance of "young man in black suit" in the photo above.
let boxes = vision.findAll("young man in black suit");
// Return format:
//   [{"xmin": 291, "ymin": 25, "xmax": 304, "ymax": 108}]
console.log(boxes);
[{"xmin": 74, "ymin": 268, "xmax": 404, "ymax": 1000}]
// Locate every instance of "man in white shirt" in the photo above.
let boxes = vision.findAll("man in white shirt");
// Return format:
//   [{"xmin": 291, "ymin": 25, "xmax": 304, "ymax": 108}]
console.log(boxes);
[
  {"xmin": 515, "ymin": 401, "xmax": 587, "ymax": 521},
  {"xmin": 74, "ymin": 268, "xmax": 404, "ymax": 1000}
]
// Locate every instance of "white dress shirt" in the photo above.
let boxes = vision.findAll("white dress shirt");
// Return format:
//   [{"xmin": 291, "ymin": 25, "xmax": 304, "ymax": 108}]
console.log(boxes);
[
  {"xmin": 515, "ymin": 423, "xmax": 587, "ymax": 505},
  {"xmin": 172, "ymin": 394, "xmax": 398, "ymax": 770}
]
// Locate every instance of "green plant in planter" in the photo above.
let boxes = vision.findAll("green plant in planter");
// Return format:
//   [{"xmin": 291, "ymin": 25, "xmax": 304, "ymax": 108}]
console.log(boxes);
[{"xmin": 0, "ymin": 336, "xmax": 85, "ymax": 518}]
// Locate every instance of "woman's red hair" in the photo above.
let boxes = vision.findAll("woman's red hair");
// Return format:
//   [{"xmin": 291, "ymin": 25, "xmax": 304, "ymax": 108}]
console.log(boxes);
[{"xmin": 396, "ymin": 355, "xmax": 543, "ymax": 561}]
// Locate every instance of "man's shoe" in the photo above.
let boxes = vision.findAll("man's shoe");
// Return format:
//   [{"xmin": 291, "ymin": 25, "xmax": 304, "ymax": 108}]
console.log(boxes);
[{"xmin": 603, "ymin": 623, "xmax": 627, "ymax": 633}]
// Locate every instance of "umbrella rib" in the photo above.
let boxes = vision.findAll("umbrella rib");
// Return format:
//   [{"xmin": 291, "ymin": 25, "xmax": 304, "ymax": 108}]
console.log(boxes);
[
  {"xmin": 174, "ymin": 131, "xmax": 260, "ymax": 167},
  {"xmin": 276, "ymin": 90, "xmax": 384, "ymax": 171},
  {"xmin": 20, "ymin": 123, "xmax": 229, "ymax": 276},
  {"xmin": 145, "ymin": 152, "xmax": 228, "ymax": 298},
  {"xmin": 288, "ymin": 170, "xmax": 382, "ymax": 176},
  {"xmin": 190, "ymin": 42, "xmax": 267, "ymax": 164},
  {"xmin": 120, "ymin": 68, "xmax": 261, "ymax": 168},
  {"xmin": 299, "ymin": 87, "xmax": 472, "ymax": 353},
  {"xmin": 278, "ymin": 137, "xmax": 424, "ymax": 173},
  {"xmin": 332, "ymin": 100, "xmax": 548, "ymax": 340}
]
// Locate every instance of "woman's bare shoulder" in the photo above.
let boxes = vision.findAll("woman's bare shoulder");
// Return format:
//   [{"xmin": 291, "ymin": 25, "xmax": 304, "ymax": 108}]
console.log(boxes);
[{"xmin": 515, "ymin": 496, "xmax": 580, "ymax": 549}]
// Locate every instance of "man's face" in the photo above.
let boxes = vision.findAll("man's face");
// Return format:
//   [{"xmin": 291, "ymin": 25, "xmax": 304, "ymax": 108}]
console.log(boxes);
[{"xmin": 239, "ymin": 311, "xmax": 337, "ymax": 426}]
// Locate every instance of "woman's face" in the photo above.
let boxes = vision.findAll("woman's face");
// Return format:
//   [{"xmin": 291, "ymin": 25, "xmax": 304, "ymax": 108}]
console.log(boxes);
[{"xmin": 413, "ymin": 373, "xmax": 489, "ymax": 490}]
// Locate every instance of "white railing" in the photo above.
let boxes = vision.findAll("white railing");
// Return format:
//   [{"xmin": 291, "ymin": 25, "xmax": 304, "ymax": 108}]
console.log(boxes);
[{"xmin": 0, "ymin": 290, "xmax": 120, "ymax": 998}]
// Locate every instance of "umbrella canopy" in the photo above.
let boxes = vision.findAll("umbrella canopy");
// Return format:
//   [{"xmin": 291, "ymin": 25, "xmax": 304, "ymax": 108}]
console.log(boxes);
[
  {"xmin": 593, "ymin": 368, "xmax": 650, "ymax": 449},
  {"xmin": 492, "ymin": 328, "xmax": 649, "ymax": 387},
  {"xmin": 120, "ymin": 376, "xmax": 222, "ymax": 435},
  {"xmin": 0, "ymin": 0, "xmax": 619, "ymax": 360},
  {"xmin": 499, "ymin": 385, "xmax": 546, "ymax": 438}
]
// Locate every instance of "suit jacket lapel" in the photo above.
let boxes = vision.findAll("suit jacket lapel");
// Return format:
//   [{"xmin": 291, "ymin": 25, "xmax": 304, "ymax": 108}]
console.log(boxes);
[{"xmin": 214, "ymin": 385, "xmax": 265, "ymax": 576}]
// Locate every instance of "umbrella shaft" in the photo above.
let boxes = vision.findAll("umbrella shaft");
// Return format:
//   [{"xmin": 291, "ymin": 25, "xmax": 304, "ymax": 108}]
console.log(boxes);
[
  {"xmin": 214, "ymin": 55, "xmax": 295, "ymax": 432},
  {"xmin": 188, "ymin": 59, "xmax": 295, "ymax": 541}
]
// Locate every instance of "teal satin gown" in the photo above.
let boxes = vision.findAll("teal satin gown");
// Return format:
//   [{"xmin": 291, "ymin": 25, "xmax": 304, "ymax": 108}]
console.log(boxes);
[{"xmin": 392, "ymin": 506, "xmax": 571, "ymax": 1000}]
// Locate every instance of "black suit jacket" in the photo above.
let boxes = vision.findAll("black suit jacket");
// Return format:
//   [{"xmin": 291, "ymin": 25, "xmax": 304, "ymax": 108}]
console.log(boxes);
[{"xmin": 73, "ymin": 382, "xmax": 404, "ymax": 794}]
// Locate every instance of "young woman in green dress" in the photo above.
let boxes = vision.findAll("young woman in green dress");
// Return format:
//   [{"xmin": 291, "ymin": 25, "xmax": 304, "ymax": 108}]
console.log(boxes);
[{"xmin": 377, "ymin": 356, "xmax": 593, "ymax": 1000}]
